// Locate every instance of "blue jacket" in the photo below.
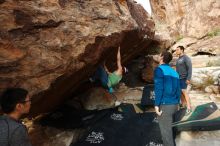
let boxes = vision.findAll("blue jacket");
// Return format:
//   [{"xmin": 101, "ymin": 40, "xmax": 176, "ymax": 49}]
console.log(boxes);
[{"xmin": 154, "ymin": 64, "xmax": 181, "ymax": 106}]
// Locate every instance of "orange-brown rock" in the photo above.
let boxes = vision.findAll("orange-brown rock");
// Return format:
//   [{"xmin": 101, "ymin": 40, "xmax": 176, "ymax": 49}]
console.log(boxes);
[
  {"xmin": 150, "ymin": 0, "xmax": 220, "ymax": 38},
  {"xmin": 0, "ymin": 0, "xmax": 155, "ymax": 115},
  {"xmin": 141, "ymin": 56, "xmax": 158, "ymax": 83},
  {"xmin": 80, "ymin": 87, "xmax": 115, "ymax": 110}
]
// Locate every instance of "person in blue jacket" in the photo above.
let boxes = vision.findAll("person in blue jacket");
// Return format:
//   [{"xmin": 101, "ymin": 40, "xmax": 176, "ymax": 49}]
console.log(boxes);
[{"xmin": 154, "ymin": 51, "xmax": 181, "ymax": 146}]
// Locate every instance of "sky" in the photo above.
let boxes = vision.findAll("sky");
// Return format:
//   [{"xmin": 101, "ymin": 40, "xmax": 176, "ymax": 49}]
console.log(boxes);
[{"xmin": 135, "ymin": 0, "xmax": 152, "ymax": 15}]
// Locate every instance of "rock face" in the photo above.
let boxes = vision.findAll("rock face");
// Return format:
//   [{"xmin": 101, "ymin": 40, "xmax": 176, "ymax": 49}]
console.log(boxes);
[
  {"xmin": 150, "ymin": 0, "xmax": 220, "ymax": 38},
  {"xmin": 191, "ymin": 67, "xmax": 220, "ymax": 91},
  {"xmin": 120, "ymin": 55, "xmax": 158, "ymax": 87},
  {"xmin": 80, "ymin": 87, "xmax": 115, "ymax": 110},
  {"xmin": 170, "ymin": 36, "xmax": 220, "ymax": 56},
  {"xmin": 141, "ymin": 55, "xmax": 158, "ymax": 83},
  {"xmin": 0, "ymin": 0, "xmax": 155, "ymax": 115},
  {"xmin": 187, "ymin": 36, "xmax": 220, "ymax": 56}
]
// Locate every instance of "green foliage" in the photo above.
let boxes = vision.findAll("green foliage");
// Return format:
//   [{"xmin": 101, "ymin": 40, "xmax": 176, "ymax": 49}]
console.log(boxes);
[
  {"xmin": 206, "ymin": 59, "xmax": 220, "ymax": 67},
  {"xmin": 207, "ymin": 29, "xmax": 220, "ymax": 38},
  {"xmin": 192, "ymin": 70, "xmax": 215, "ymax": 90},
  {"xmin": 176, "ymin": 35, "xmax": 183, "ymax": 42}
]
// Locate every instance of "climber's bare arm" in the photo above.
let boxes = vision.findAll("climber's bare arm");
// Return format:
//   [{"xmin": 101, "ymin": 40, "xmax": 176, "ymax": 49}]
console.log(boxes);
[{"xmin": 115, "ymin": 46, "xmax": 123, "ymax": 75}]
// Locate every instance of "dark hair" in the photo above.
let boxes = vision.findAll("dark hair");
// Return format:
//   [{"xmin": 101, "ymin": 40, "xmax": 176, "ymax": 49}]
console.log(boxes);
[
  {"xmin": 0, "ymin": 88, "xmax": 28, "ymax": 114},
  {"xmin": 161, "ymin": 51, "xmax": 173, "ymax": 64},
  {"xmin": 177, "ymin": 46, "xmax": 185, "ymax": 52}
]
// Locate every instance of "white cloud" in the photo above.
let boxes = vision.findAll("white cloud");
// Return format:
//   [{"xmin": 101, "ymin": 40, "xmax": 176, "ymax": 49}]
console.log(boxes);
[{"xmin": 135, "ymin": 0, "xmax": 152, "ymax": 15}]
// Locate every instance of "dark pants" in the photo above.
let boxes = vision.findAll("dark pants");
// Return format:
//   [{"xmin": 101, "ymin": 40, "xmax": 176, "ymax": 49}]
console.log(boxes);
[
  {"xmin": 92, "ymin": 65, "xmax": 109, "ymax": 89},
  {"xmin": 180, "ymin": 78, "xmax": 187, "ymax": 89},
  {"xmin": 158, "ymin": 104, "xmax": 178, "ymax": 146}
]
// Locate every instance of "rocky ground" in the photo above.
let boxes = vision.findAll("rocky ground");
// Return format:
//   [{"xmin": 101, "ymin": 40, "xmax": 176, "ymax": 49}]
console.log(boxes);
[
  {"xmin": 24, "ymin": 54, "xmax": 220, "ymax": 146},
  {"xmin": 175, "ymin": 90, "xmax": 220, "ymax": 146},
  {"xmin": 113, "ymin": 84, "xmax": 220, "ymax": 146},
  {"xmin": 26, "ymin": 86, "xmax": 220, "ymax": 146},
  {"xmin": 175, "ymin": 55, "xmax": 220, "ymax": 146}
]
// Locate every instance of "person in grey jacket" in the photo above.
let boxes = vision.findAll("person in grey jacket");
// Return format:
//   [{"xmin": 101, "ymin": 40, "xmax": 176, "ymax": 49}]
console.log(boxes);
[
  {"xmin": 0, "ymin": 88, "xmax": 32, "ymax": 146},
  {"xmin": 176, "ymin": 46, "xmax": 192, "ymax": 113}
]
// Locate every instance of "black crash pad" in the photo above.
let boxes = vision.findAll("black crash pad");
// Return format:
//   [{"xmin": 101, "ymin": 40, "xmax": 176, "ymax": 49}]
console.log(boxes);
[
  {"xmin": 141, "ymin": 84, "xmax": 155, "ymax": 106},
  {"xmin": 71, "ymin": 107, "xmax": 163, "ymax": 146},
  {"xmin": 39, "ymin": 105, "xmax": 112, "ymax": 129},
  {"xmin": 39, "ymin": 102, "xmax": 220, "ymax": 146}
]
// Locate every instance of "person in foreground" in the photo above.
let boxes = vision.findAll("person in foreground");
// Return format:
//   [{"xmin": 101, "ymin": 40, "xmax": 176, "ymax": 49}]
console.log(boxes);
[
  {"xmin": 0, "ymin": 88, "xmax": 32, "ymax": 146},
  {"xmin": 175, "ymin": 46, "xmax": 192, "ymax": 113},
  {"xmin": 154, "ymin": 51, "xmax": 181, "ymax": 146}
]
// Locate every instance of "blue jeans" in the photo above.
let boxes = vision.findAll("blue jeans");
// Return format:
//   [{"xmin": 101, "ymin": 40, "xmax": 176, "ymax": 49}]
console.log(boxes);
[{"xmin": 92, "ymin": 65, "xmax": 109, "ymax": 89}]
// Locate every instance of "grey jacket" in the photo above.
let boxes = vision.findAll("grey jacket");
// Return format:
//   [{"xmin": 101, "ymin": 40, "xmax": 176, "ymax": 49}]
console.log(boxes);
[
  {"xmin": 0, "ymin": 115, "xmax": 32, "ymax": 146},
  {"xmin": 176, "ymin": 54, "xmax": 192, "ymax": 80}
]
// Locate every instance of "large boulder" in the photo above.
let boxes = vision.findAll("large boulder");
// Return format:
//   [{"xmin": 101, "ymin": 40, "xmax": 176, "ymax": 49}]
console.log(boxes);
[
  {"xmin": 0, "ymin": 0, "xmax": 155, "ymax": 115},
  {"xmin": 80, "ymin": 87, "xmax": 115, "ymax": 110},
  {"xmin": 191, "ymin": 67, "xmax": 220, "ymax": 91},
  {"xmin": 141, "ymin": 55, "xmax": 158, "ymax": 83}
]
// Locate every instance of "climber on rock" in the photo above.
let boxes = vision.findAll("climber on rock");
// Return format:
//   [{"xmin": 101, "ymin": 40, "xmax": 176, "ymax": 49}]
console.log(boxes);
[{"xmin": 90, "ymin": 46, "xmax": 128, "ymax": 93}]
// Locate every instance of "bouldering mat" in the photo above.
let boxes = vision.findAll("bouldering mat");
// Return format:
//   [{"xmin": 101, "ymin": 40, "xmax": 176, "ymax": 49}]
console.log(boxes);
[
  {"xmin": 39, "ymin": 105, "xmax": 113, "ymax": 129},
  {"xmin": 71, "ymin": 105, "xmax": 163, "ymax": 146},
  {"xmin": 118, "ymin": 103, "xmax": 136, "ymax": 115},
  {"xmin": 141, "ymin": 84, "xmax": 155, "ymax": 106},
  {"xmin": 173, "ymin": 102, "xmax": 220, "ymax": 131}
]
